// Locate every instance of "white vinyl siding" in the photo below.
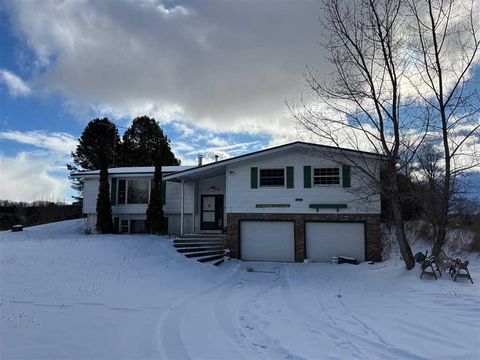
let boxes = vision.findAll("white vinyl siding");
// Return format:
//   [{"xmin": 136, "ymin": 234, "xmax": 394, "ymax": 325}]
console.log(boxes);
[
  {"xmin": 82, "ymin": 178, "xmax": 100, "ymax": 213},
  {"xmin": 225, "ymin": 151, "xmax": 380, "ymax": 214}
]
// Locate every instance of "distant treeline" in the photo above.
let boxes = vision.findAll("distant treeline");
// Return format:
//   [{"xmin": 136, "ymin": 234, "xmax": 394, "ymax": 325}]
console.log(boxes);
[{"xmin": 0, "ymin": 200, "xmax": 83, "ymax": 231}]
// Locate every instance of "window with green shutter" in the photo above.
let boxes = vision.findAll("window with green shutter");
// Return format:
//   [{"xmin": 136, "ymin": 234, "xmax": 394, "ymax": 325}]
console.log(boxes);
[
  {"xmin": 286, "ymin": 166, "xmax": 294, "ymax": 188},
  {"xmin": 342, "ymin": 164, "xmax": 351, "ymax": 188},
  {"xmin": 251, "ymin": 167, "xmax": 258, "ymax": 189},
  {"xmin": 303, "ymin": 166, "xmax": 311, "ymax": 188}
]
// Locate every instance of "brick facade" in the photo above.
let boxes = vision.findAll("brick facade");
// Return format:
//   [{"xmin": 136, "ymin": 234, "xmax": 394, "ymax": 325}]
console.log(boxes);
[{"xmin": 226, "ymin": 213, "xmax": 382, "ymax": 263}]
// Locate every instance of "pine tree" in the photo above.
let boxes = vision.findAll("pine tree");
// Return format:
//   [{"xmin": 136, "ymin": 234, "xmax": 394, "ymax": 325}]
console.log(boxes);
[
  {"xmin": 121, "ymin": 116, "xmax": 180, "ymax": 166},
  {"xmin": 68, "ymin": 118, "xmax": 121, "ymax": 202},
  {"xmin": 95, "ymin": 165, "xmax": 113, "ymax": 233}
]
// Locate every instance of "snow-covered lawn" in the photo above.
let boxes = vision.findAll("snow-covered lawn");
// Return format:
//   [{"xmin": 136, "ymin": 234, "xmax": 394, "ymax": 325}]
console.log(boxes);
[{"xmin": 1, "ymin": 220, "xmax": 479, "ymax": 359}]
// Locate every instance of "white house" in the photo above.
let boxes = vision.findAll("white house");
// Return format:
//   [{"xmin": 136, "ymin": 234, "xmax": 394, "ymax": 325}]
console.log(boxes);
[{"xmin": 75, "ymin": 141, "xmax": 384, "ymax": 263}]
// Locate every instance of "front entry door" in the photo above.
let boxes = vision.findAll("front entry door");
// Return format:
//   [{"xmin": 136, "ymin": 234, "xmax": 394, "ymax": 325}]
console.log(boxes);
[{"xmin": 201, "ymin": 195, "xmax": 224, "ymax": 230}]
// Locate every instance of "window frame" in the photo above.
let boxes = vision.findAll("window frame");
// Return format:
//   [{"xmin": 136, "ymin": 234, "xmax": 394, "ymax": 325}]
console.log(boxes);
[
  {"xmin": 116, "ymin": 178, "xmax": 151, "ymax": 205},
  {"xmin": 312, "ymin": 167, "xmax": 341, "ymax": 186},
  {"xmin": 258, "ymin": 167, "xmax": 286, "ymax": 188}
]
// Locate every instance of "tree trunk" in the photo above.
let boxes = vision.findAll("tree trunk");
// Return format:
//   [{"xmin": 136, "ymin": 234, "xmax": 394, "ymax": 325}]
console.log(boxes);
[
  {"xmin": 389, "ymin": 171, "xmax": 415, "ymax": 269},
  {"xmin": 432, "ymin": 206, "xmax": 448, "ymax": 256}
]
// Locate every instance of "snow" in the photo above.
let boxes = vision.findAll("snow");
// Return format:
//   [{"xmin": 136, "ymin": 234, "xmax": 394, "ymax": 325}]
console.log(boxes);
[{"xmin": 1, "ymin": 220, "xmax": 479, "ymax": 359}]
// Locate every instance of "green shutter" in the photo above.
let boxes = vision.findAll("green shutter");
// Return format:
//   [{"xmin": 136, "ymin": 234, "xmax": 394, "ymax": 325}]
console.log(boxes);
[
  {"xmin": 110, "ymin": 178, "xmax": 117, "ymax": 205},
  {"xmin": 161, "ymin": 180, "xmax": 166, "ymax": 205},
  {"xmin": 303, "ymin": 166, "xmax": 311, "ymax": 188},
  {"xmin": 251, "ymin": 167, "xmax": 258, "ymax": 189},
  {"xmin": 342, "ymin": 164, "xmax": 351, "ymax": 188},
  {"xmin": 286, "ymin": 166, "xmax": 294, "ymax": 188}
]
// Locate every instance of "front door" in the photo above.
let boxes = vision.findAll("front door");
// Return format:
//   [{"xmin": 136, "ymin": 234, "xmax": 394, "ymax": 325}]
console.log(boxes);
[{"xmin": 201, "ymin": 195, "xmax": 224, "ymax": 230}]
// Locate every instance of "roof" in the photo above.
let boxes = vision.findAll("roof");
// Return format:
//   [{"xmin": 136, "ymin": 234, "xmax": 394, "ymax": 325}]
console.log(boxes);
[
  {"xmin": 164, "ymin": 141, "xmax": 386, "ymax": 181},
  {"xmin": 71, "ymin": 165, "xmax": 194, "ymax": 177}
]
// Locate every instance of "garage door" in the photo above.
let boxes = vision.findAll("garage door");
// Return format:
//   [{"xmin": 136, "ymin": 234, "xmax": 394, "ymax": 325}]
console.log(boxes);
[
  {"xmin": 305, "ymin": 222, "xmax": 365, "ymax": 262},
  {"xmin": 240, "ymin": 221, "xmax": 295, "ymax": 262}
]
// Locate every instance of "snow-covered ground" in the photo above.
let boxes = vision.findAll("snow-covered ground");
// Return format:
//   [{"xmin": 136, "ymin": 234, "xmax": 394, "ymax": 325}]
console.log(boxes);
[{"xmin": 1, "ymin": 220, "xmax": 479, "ymax": 359}]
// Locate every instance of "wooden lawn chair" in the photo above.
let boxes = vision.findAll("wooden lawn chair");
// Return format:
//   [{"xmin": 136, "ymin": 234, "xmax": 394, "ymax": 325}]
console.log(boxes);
[
  {"xmin": 452, "ymin": 259, "xmax": 474, "ymax": 284},
  {"xmin": 433, "ymin": 249, "xmax": 455, "ymax": 277},
  {"xmin": 420, "ymin": 254, "xmax": 438, "ymax": 280}
]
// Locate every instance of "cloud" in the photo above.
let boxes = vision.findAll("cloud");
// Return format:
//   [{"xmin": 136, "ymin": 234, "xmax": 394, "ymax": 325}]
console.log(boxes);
[
  {"xmin": 0, "ymin": 68, "xmax": 31, "ymax": 96},
  {"xmin": 0, "ymin": 151, "xmax": 70, "ymax": 202},
  {"xmin": 0, "ymin": 130, "xmax": 78, "ymax": 155},
  {"xmin": 0, "ymin": 130, "xmax": 78, "ymax": 202},
  {"xmin": 4, "ymin": 0, "xmax": 324, "ymax": 137}
]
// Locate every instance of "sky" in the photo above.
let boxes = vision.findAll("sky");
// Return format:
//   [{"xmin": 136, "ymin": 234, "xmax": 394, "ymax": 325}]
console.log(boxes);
[
  {"xmin": 0, "ymin": 0, "xmax": 327, "ymax": 202},
  {"xmin": 0, "ymin": 0, "xmax": 478, "ymax": 203}
]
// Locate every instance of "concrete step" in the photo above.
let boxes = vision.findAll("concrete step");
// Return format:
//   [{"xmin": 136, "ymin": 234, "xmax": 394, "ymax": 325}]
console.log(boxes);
[
  {"xmin": 176, "ymin": 246, "xmax": 225, "ymax": 253},
  {"xmin": 174, "ymin": 242, "xmax": 225, "ymax": 248},
  {"xmin": 197, "ymin": 253, "xmax": 225, "ymax": 263},
  {"xmin": 173, "ymin": 238, "xmax": 225, "ymax": 244},
  {"xmin": 184, "ymin": 250, "xmax": 225, "ymax": 258},
  {"xmin": 212, "ymin": 258, "xmax": 224, "ymax": 266},
  {"xmin": 181, "ymin": 233, "xmax": 226, "ymax": 239}
]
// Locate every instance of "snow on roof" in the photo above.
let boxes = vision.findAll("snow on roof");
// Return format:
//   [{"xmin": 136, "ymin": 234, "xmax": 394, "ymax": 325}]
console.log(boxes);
[{"xmin": 72, "ymin": 165, "xmax": 194, "ymax": 177}]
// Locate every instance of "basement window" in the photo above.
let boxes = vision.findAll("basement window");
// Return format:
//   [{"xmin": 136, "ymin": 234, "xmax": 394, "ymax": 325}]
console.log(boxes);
[
  {"xmin": 120, "ymin": 219, "xmax": 129, "ymax": 233},
  {"xmin": 313, "ymin": 167, "xmax": 340, "ymax": 185},
  {"xmin": 259, "ymin": 168, "xmax": 285, "ymax": 187}
]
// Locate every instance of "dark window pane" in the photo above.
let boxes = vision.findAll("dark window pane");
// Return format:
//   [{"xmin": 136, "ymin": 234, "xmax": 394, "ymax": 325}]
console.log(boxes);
[
  {"xmin": 259, "ymin": 168, "xmax": 285, "ymax": 186},
  {"xmin": 118, "ymin": 180, "xmax": 126, "ymax": 204},
  {"xmin": 127, "ymin": 179, "xmax": 149, "ymax": 204}
]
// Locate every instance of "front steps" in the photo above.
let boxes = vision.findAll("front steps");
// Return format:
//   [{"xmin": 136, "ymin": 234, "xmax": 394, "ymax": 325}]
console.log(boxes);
[{"xmin": 172, "ymin": 234, "xmax": 227, "ymax": 266}]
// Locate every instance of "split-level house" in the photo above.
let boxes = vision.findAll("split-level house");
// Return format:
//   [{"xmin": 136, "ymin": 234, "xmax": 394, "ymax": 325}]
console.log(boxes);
[{"xmin": 75, "ymin": 141, "xmax": 384, "ymax": 263}]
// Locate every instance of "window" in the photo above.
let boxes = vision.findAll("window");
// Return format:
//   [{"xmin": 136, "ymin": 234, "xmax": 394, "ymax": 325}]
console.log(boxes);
[
  {"xmin": 120, "ymin": 219, "xmax": 129, "ymax": 233},
  {"xmin": 127, "ymin": 179, "xmax": 149, "ymax": 204},
  {"xmin": 313, "ymin": 167, "xmax": 340, "ymax": 185},
  {"xmin": 116, "ymin": 178, "xmax": 150, "ymax": 204},
  {"xmin": 259, "ymin": 168, "xmax": 285, "ymax": 186},
  {"xmin": 118, "ymin": 180, "xmax": 126, "ymax": 204}
]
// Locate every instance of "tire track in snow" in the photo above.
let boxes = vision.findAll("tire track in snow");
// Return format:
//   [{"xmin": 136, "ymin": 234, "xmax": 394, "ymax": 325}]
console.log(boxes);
[
  {"xmin": 281, "ymin": 269, "xmax": 429, "ymax": 360},
  {"xmin": 157, "ymin": 265, "xmax": 246, "ymax": 359},
  {"xmin": 241, "ymin": 268, "xmax": 306, "ymax": 359}
]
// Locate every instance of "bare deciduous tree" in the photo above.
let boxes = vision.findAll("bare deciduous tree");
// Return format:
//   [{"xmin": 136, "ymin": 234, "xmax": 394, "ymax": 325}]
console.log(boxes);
[
  {"xmin": 291, "ymin": 0, "xmax": 426, "ymax": 269},
  {"xmin": 408, "ymin": 0, "xmax": 480, "ymax": 256}
]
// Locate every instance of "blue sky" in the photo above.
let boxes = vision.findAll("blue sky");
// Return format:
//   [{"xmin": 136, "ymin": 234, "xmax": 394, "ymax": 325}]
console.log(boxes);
[
  {"xmin": 0, "ymin": 1, "xmax": 478, "ymax": 203},
  {"xmin": 0, "ymin": 1, "xmax": 324, "ymax": 202}
]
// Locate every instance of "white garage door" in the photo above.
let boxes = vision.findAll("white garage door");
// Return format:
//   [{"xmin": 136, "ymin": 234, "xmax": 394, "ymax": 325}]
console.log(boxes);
[
  {"xmin": 305, "ymin": 222, "xmax": 365, "ymax": 262},
  {"xmin": 240, "ymin": 221, "xmax": 295, "ymax": 262}
]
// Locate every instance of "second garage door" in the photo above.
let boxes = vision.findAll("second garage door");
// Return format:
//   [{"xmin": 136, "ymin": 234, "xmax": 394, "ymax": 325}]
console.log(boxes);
[
  {"xmin": 240, "ymin": 221, "xmax": 295, "ymax": 262},
  {"xmin": 305, "ymin": 222, "xmax": 365, "ymax": 262}
]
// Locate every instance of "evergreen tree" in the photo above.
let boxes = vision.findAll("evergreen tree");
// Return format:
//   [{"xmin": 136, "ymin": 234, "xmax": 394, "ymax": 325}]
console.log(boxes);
[
  {"xmin": 68, "ymin": 118, "xmax": 121, "ymax": 202},
  {"xmin": 145, "ymin": 162, "xmax": 164, "ymax": 234},
  {"xmin": 121, "ymin": 116, "xmax": 180, "ymax": 166},
  {"xmin": 95, "ymin": 165, "xmax": 113, "ymax": 233}
]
